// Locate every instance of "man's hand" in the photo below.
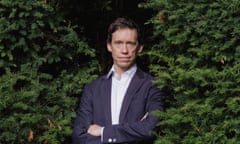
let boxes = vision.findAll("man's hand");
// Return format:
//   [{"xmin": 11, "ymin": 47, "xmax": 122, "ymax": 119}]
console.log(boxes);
[{"xmin": 87, "ymin": 124, "xmax": 102, "ymax": 137}]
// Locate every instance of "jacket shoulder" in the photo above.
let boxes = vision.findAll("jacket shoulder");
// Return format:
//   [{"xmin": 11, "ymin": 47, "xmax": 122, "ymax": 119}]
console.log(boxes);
[
  {"xmin": 85, "ymin": 74, "xmax": 108, "ymax": 89},
  {"xmin": 136, "ymin": 69, "xmax": 155, "ymax": 81}
]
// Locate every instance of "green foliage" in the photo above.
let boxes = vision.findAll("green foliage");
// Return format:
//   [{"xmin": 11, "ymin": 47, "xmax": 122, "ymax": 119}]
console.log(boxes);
[
  {"xmin": 141, "ymin": 0, "xmax": 240, "ymax": 143},
  {"xmin": 0, "ymin": 0, "xmax": 98, "ymax": 143}
]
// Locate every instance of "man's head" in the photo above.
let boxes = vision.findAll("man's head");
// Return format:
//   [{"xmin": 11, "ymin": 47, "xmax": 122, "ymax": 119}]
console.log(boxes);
[
  {"xmin": 106, "ymin": 17, "xmax": 144, "ymax": 74},
  {"xmin": 107, "ymin": 17, "xmax": 143, "ymax": 45}
]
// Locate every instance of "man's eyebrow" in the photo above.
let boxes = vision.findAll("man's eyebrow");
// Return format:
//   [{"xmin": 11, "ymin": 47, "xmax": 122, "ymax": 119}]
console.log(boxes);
[
  {"xmin": 113, "ymin": 40, "xmax": 137, "ymax": 42},
  {"xmin": 127, "ymin": 41, "xmax": 137, "ymax": 44}
]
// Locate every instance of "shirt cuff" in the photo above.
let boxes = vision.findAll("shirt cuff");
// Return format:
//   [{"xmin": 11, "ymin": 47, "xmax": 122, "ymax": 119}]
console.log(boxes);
[{"xmin": 101, "ymin": 127, "xmax": 104, "ymax": 142}]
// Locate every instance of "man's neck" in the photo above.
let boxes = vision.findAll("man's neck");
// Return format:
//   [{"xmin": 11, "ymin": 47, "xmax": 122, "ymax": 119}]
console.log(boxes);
[{"xmin": 113, "ymin": 64, "xmax": 137, "ymax": 80}]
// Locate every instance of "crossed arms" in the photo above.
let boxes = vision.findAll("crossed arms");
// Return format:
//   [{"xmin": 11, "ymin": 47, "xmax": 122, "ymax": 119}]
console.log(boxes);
[{"xmin": 72, "ymin": 79, "xmax": 164, "ymax": 143}]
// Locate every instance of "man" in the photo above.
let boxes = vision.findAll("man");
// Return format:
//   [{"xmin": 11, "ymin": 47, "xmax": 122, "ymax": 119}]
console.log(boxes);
[{"xmin": 72, "ymin": 17, "xmax": 164, "ymax": 144}]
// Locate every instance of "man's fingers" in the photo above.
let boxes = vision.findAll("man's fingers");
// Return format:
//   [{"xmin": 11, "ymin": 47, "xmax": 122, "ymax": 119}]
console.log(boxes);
[{"xmin": 87, "ymin": 124, "xmax": 102, "ymax": 136}]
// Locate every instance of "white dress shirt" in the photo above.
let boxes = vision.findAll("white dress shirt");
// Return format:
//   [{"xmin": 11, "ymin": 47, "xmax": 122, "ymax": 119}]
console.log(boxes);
[{"xmin": 110, "ymin": 64, "xmax": 137, "ymax": 125}]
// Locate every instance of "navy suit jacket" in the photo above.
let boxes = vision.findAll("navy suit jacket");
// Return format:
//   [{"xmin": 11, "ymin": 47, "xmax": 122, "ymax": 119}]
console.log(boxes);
[{"xmin": 72, "ymin": 68, "xmax": 164, "ymax": 144}]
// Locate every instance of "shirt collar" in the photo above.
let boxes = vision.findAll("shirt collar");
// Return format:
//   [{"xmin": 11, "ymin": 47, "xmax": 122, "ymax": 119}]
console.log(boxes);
[{"xmin": 107, "ymin": 64, "xmax": 137, "ymax": 79}]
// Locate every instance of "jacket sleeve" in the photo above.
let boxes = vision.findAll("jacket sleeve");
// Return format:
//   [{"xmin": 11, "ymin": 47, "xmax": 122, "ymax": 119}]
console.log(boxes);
[
  {"xmin": 72, "ymin": 84, "xmax": 98, "ymax": 144},
  {"xmin": 102, "ymin": 83, "xmax": 164, "ymax": 143}
]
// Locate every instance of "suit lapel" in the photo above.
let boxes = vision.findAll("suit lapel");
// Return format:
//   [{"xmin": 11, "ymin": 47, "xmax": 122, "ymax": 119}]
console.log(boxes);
[
  {"xmin": 103, "ymin": 76, "xmax": 112, "ymax": 125},
  {"xmin": 119, "ymin": 69, "xmax": 144, "ymax": 123}
]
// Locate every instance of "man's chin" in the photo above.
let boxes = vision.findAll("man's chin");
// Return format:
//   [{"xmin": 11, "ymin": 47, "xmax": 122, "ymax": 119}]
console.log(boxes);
[{"xmin": 118, "ymin": 63, "xmax": 133, "ymax": 69}]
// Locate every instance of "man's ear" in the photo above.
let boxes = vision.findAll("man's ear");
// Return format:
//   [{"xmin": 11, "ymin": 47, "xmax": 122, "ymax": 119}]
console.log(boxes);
[
  {"xmin": 137, "ymin": 45, "xmax": 144, "ymax": 53},
  {"xmin": 107, "ymin": 42, "xmax": 112, "ymax": 52}
]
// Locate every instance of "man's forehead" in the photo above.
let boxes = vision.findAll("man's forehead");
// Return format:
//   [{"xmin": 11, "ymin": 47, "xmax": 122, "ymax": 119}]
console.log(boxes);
[{"xmin": 112, "ymin": 28, "xmax": 138, "ymax": 39}]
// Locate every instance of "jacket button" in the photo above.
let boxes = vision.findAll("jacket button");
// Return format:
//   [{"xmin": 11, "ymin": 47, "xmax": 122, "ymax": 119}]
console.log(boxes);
[{"xmin": 108, "ymin": 138, "xmax": 112, "ymax": 143}]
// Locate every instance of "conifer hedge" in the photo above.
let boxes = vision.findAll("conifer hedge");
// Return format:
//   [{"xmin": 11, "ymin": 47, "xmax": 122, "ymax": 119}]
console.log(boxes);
[
  {"xmin": 0, "ymin": 0, "xmax": 98, "ymax": 143},
  {"xmin": 141, "ymin": 0, "xmax": 240, "ymax": 143}
]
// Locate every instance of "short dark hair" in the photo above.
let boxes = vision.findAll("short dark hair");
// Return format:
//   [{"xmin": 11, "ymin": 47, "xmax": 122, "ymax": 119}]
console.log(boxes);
[{"xmin": 106, "ymin": 17, "xmax": 143, "ymax": 45}]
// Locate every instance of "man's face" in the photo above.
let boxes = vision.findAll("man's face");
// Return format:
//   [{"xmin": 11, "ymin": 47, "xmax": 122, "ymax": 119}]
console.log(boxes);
[{"xmin": 107, "ymin": 28, "xmax": 143, "ymax": 73}]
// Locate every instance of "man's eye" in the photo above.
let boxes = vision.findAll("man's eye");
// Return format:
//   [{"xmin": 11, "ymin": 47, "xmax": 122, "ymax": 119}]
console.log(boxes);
[
  {"xmin": 127, "ymin": 42, "xmax": 137, "ymax": 48},
  {"xmin": 112, "ymin": 41, "xmax": 138, "ymax": 49}
]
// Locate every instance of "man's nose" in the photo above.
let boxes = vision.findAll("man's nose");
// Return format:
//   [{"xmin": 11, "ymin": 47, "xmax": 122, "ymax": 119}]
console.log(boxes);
[{"xmin": 121, "ymin": 44, "xmax": 128, "ymax": 53}]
